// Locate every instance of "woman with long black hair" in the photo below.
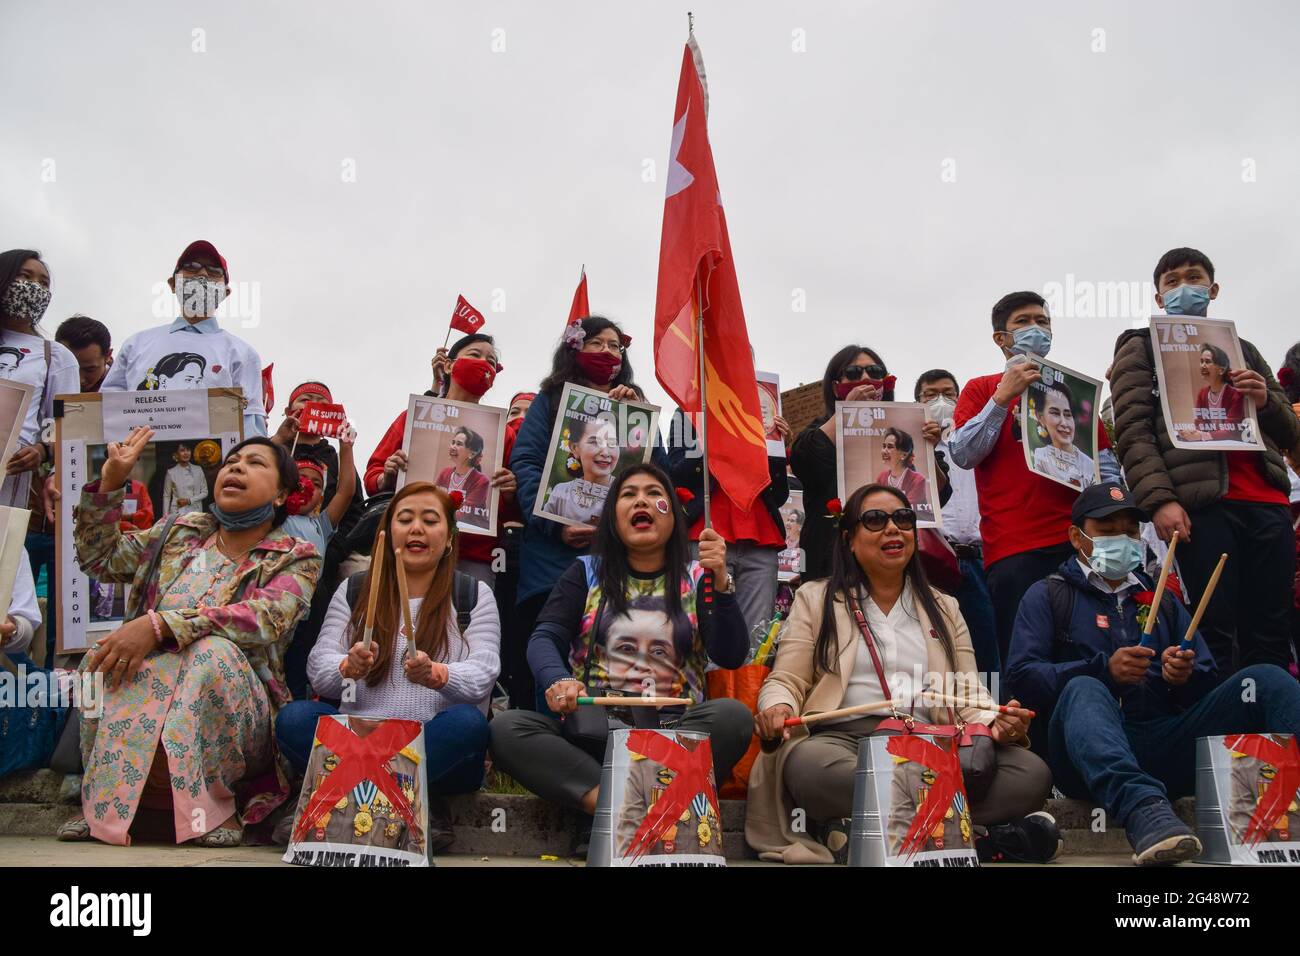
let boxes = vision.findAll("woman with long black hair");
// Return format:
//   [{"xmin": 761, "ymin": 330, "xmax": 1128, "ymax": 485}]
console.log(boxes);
[
  {"xmin": 508, "ymin": 315, "xmax": 667, "ymax": 708},
  {"xmin": 0, "ymin": 249, "xmax": 80, "ymax": 509},
  {"xmin": 746, "ymin": 483, "xmax": 1054, "ymax": 864},
  {"xmin": 490, "ymin": 463, "xmax": 752, "ymax": 828}
]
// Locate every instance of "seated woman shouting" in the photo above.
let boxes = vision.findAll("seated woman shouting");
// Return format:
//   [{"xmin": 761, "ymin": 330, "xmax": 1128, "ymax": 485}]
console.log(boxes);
[
  {"xmin": 490, "ymin": 464, "xmax": 752, "ymax": 834},
  {"xmin": 746, "ymin": 484, "xmax": 1056, "ymax": 865},
  {"xmin": 276, "ymin": 482, "xmax": 499, "ymax": 853},
  {"xmin": 60, "ymin": 429, "xmax": 321, "ymax": 847}
]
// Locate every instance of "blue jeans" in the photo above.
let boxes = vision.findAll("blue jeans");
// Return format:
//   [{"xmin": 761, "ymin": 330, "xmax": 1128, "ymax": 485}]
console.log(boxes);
[
  {"xmin": 25, "ymin": 531, "xmax": 56, "ymax": 659},
  {"xmin": 956, "ymin": 557, "xmax": 1000, "ymax": 678},
  {"xmin": 1048, "ymin": 664, "xmax": 1300, "ymax": 826},
  {"xmin": 275, "ymin": 702, "xmax": 490, "ymax": 795}
]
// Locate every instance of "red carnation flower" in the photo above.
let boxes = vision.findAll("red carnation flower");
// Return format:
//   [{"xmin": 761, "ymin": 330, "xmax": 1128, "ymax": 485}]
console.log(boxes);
[
  {"xmin": 675, "ymin": 488, "xmax": 695, "ymax": 505},
  {"xmin": 826, "ymin": 498, "xmax": 843, "ymax": 517},
  {"xmin": 1135, "ymin": 590, "xmax": 1156, "ymax": 606},
  {"xmin": 285, "ymin": 475, "xmax": 316, "ymax": 516},
  {"xmin": 447, "ymin": 490, "xmax": 465, "ymax": 510},
  {"xmin": 1278, "ymin": 366, "xmax": 1293, "ymax": 387}
]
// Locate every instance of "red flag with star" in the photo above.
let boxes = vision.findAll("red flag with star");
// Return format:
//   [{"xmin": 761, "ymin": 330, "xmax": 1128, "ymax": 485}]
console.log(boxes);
[{"xmin": 653, "ymin": 35, "xmax": 769, "ymax": 513}]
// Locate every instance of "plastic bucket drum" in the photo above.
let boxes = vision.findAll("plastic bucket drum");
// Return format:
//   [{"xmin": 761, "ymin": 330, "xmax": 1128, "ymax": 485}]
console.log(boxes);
[
  {"xmin": 587, "ymin": 728, "xmax": 725, "ymax": 868},
  {"xmin": 1195, "ymin": 733, "xmax": 1300, "ymax": 866},
  {"xmin": 849, "ymin": 733, "xmax": 978, "ymax": 868}
]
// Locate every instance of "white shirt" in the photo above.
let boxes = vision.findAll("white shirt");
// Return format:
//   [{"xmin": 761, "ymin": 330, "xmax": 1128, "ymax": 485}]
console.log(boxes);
[
  {"xmin": 3, "ymin": 558, "xmax": 40, "ymax": 654},
  {"xmin": 307, "ymin": 579, "xmax": 501, "ymax": 720},
  {"xmin": 101, "ymin": 317, "xmax": 266, "ymax": 436},
  {"xmin": 937, "ymin": 440, "xmax": 981, "ymax": 547},
  {"xmin": 0, "ymin": 330, "xmax": 79, "ymax": 446},
  {"xmin": 836, "ymin": 581, "xmax": 929, "ymax": 720},
  {"xmin": 1076, "ymin": 557, "xmax": 1144, "ymax": 598}
]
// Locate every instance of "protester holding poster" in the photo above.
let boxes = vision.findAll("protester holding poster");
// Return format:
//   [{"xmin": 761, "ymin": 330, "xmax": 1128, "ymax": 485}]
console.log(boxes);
[
  {"xmin": 748, "ymin": 484, "xmax": 1054, "ymax": 865},
  {"xmin": 279, "ymin": 481, "xmax": 500, "ymax": 853},
  {"xmin": 791, "ymin": 345, "xmax": 916, "ymax": 580},
  {"xmin": 1022, "ymin": 359, "xmax": 1102, "ymax": 491},
  {"xmin": 365, "ymin": 333, "xmax": 516, "ymax": 587},
  {"xmin": 100, "ymin": 240, "xmax": 267, "ymax": 437},
  {"xmin": 950, "ymin": 291, "xmax": 1121, "ymax": 666},
  {"xmin": 271, "ymin": 382, "xmax": 366, "ymax": 541},
  {"xmin": 58, "ymin": 431, "xmax": 320, "ymax": 847},
  {"xmin": 1111, "ymin": 247, "xmax": 1300, "ymax": 672},
  {"xmin": 491, "ymin": 464, "xmax": 751, "ymax": 830},
  {"xmin": 0, "ymin": 250, "xmax": 80, "ymax": 511}
]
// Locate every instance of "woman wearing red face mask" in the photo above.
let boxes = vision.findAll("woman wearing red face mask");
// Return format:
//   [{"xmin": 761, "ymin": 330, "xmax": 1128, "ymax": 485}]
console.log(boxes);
[
  {"xmin": 791, "ymin": 345, "xmax": 949, "ymax": 580},
  {"xmin": 364, "ymin": 333, "xmax": 517, "ymax": 586},
  {"xmin": 509, "ymin": 315, "xmax": 669, "ymax": 710}
]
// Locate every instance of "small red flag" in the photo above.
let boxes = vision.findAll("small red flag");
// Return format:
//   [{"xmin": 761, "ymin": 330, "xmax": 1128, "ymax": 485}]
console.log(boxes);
[
  {"xmin": 566, "ymin": 268, "xmax": 589, "ymax": 330},
  {"xmin": 450, "ymin": 295, "xmax": 486, "ymax": 335},
  {"xmin": 298, "ymin": 401, "xmax": 348, "ymax": 439},
  {"xmin": 260, "ymin": 364, "xmax": 274, "ymax": 414}
]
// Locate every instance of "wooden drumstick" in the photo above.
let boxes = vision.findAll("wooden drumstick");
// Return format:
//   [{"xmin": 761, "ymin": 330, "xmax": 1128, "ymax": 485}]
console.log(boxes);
[
  {"xmin": 577, "ymin": 696, "xmax": 693, "ymax": 707},
  {"xmin": 394, "ymin": 547, "xmax": 417, "ymax": 662},
  {"xmin": 919, "ymin": 692, "xmax": 1035, "ymax": 719},
  {"xmin": 782, "ymin": 699, "xmax": 897, "ymax": 728},
  {"xmin": 1181, "ymin": 553, "xmax": 1228, "ymax": 653},
  {"xmin": 1140, "ymin": 530, "xmax": 1179, "ymax": 649},
  {"xmin": 360, "ymin": 531, "xmax": 385, "ymax": 651}
]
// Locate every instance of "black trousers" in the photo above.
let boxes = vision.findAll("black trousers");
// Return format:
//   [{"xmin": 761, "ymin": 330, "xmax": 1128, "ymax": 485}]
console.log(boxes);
[
  {"xmin": 985, "ymin": 543, "xmax": 1075, "ymax": 682},
  {"xmin": 496, "ymin": 527, "xmax": 542, "ymax": 711},
  {"xmin": 1181, "ymin": 499, "xmax": 1294, "ymax": 674}
]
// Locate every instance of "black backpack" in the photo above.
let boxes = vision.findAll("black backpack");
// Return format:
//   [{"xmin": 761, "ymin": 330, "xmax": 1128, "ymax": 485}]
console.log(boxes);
[
  {"xmin": 1045, "ymin": 572, "xmax": 1178, "ymax": 647},
  {"xmin": 344, "ymin": 568, "xmax": 478, "ymax": 636}
]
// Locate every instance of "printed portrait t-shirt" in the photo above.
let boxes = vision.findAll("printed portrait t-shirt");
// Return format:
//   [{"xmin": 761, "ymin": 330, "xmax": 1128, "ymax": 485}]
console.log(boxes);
[
  {"xmin": 536, "ymin": 558, "xmax": 710, "ymax": 702},
  {"xmin": 100, "ymin": 317, "xmax": 267, "ymax": 436},
  {"xmin": 0, "ymin": 330, "xmax": 79, "ymax": 446}
]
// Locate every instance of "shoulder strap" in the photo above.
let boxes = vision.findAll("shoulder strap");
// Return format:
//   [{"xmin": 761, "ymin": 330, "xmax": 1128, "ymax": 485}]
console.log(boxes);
[
  {"xmin": 131, "ymin": 511, "xmax": 182, "ymax": 620},
  {"xmin": 1046, "ymin": 573, "xmax": 1075, "ymax": 645},
  {"xmin": 345, "ymin": 570, "xmax": 366, "ymax": 611},
  {"xmin": 41, "ymin": 339, "xmax": 54, "ymax": 423},
  {"xmin": 453, "ymin": 571, "xmax": 477, "ymax": 634}
]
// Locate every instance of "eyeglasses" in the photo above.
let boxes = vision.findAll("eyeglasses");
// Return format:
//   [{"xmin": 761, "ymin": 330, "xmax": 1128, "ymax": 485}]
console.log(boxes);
[
  {"xmin": 840, "ymin": 364, "xmax": 887, "ymax": 382},
  {"xmin": 582, "ymin": 338, "xmax": 625, "ymax": 355},
  {"xmin": 176, "ymin": 261, "xmax": 225, "ymax": 280},
  {"xmin": 857, "ymin": 508, "xmax": 917, "ymax": 532}
]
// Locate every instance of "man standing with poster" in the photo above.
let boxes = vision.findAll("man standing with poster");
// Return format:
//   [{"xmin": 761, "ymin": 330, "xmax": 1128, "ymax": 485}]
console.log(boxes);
[
  {"xmin": 1111, "ymin": 247, "xmax": 1300, "ymax": 672},
  {"xmin": 950, "ymin": 291, "xmax": 1121, "ymax": 670},
  {"xmin": 101, "ymin": 240, "xmax": 267, "ymax": 437},
  {"xmin": 653, "ymin": 22, "xmax": 772, "ymax": 618}
]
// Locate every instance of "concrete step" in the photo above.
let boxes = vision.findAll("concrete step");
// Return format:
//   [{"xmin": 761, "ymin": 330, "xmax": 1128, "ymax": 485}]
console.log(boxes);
[{"xmin": 0, "ymin": 770, "xmax": 1198, "ymax": 859}]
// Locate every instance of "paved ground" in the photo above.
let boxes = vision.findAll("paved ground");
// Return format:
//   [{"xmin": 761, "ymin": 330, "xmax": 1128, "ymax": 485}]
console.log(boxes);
[{"xmin": 0, "ymin": 835, "xmax": 1136, "ymax": 867}]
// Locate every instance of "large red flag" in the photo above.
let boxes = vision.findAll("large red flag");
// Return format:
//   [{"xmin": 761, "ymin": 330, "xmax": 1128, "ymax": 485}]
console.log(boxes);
[{"xmin": 653, "ymin": 36, "xmax": 769, "ymax": 512}]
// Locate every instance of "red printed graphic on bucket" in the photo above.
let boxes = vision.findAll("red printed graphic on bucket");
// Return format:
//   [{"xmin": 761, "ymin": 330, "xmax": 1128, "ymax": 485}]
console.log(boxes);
[
  {"xmin": 291, "ymin": 717, "xmax": 422, "ymax": 843},
  {"xmin": 621, "ymin": 731, "xmax": 717, "ymax": 862},
  {"xmin": 886, "ymin": 735, "xmax": 963, "ymax": 859},
  {"xmin": 1223, "ymin": 734, "xmax": 1300, "ymax": 847}
]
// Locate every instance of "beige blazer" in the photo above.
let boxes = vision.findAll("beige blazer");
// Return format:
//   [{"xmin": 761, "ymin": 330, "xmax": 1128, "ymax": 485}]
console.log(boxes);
[{"xmin": 745, "ymin": 578, "xmax": 1001, "ymax": 864}]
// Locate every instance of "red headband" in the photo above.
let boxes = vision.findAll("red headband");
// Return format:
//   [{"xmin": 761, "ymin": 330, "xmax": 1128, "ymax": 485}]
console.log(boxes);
[{"xmin": 288, "ymin": 382, "xmax": 333, "ymax": 409}]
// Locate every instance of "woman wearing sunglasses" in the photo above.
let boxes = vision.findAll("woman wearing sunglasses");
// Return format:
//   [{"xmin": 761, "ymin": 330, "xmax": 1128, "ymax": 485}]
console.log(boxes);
[
  {"xmin": 746, "ymin": 483, "xmax": 1056, "ymax": 864},
  {"xmin": 792, "ymin": 346, "xmax": 944, "ymax": 580}
]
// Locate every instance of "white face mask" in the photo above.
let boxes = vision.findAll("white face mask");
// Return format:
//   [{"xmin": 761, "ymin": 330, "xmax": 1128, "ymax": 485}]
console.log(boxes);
[
  {"xmin": 924, "ymin": 395, "xmax": 956, "ymax": 425},
  {"xmin": 176, "ymin": 275, "xmax": 226, "ymax": 318}
]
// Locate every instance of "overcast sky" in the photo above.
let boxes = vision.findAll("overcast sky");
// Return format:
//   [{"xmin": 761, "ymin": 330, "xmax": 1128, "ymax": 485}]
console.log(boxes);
[{"xmin": 4, "ymin": 0, "xmax": 1298, "ymax": 452}]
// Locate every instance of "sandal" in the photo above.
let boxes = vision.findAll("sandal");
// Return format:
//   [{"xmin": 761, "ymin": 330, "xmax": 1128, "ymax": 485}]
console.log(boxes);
[
  {"xmin": 195, "ymin": 827, "xmax": 243, "ymax": 848},
  {"xmin": 56, "ymin": 816, "xmax": 92, "ymax": 842}
]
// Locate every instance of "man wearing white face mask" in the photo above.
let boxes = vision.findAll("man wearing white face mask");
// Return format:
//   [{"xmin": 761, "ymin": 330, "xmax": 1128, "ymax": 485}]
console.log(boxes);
[
  {"xmin": 950, "ymin": 291, "xmax": 1123, "ymax": 674},
  {"xmin": 916, "ymin": 369, "xmax": 999, "ymax": 676},
  {"xmin": 1111, "ymin": 247, "xmax": 1300, "ymax": 674},
  {"xmin": 101, "ymin": 240, "xmax": 266, "ymax": 437}
]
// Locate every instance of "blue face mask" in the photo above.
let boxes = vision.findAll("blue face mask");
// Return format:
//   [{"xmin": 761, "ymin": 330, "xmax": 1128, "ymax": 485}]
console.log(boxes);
[
  {"xmin": 1008, "ymin": 325, "xmax": 1052, "ymax": 358},
  {"xmin": 1161, "ymin": 284, "xmax": 1210, "ymax": 317},
  {"xmin": 210, "ymin": 501, "xmax": 276, "ymax": 531},
  {"xmin": 1082, "ymin": 532, "xmax": 1143, "ymax": 578}
]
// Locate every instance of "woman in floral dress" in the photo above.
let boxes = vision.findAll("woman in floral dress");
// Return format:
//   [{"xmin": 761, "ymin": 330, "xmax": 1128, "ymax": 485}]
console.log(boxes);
[{"xmin": 57, "ymin": 428, "xmax": 321, "ymax": 847}]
